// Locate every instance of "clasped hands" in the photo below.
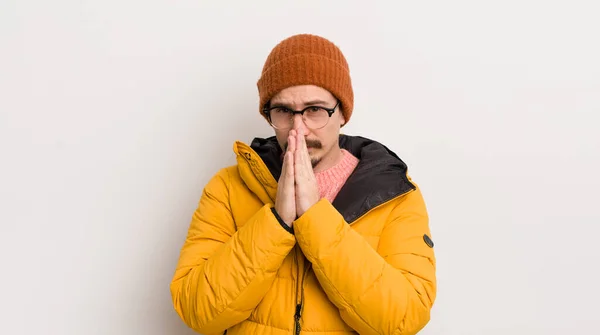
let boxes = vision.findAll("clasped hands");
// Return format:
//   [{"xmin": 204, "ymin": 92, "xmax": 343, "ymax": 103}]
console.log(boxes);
[{"xmin": 274, "ymin": 128, "xmax": 320, "ymax": 227}]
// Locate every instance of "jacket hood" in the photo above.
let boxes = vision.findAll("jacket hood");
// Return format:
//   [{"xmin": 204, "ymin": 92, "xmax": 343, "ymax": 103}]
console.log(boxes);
[{"xmin": 240, "ymin": 134, "xmax": 416, "ymax": 223}]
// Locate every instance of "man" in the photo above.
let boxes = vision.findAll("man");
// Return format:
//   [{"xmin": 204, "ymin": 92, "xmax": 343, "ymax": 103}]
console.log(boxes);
[{"xmin": 170, "ymin": 33, "xmax": 436, "ymax": 335}]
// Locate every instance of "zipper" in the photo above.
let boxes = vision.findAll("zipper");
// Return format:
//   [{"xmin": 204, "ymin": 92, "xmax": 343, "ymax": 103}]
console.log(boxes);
[
  {"xmin": 294, "ymin": 303, "xmax": 302, "ymax": 335},
  {"xmin": 293, "ymin": 250, "xmax": 312, "ymax": 335},
  {"xmin": 293, "ymin": 245, "xmax": 302, "ymax": 334}
]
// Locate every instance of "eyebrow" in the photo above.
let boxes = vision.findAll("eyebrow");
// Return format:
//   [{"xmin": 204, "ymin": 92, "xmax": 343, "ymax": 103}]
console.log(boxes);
[
  {"xmin": 270, "ymin": 99, "xmax": 331, "ymax": 107},
  {"xmin": 304, "ymin": 99, "xmax": 330, "ymax": 106}
]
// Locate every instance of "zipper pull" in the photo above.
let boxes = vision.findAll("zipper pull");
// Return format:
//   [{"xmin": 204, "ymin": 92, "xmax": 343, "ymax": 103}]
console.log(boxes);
[{"xmin": 294, "ymin": 303, "xmax": 302, "ymax": 334}]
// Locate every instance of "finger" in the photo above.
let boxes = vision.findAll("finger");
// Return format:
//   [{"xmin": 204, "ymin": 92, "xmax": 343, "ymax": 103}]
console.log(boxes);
[
  {"xmin": 297, "ymin": 129, "xmax": 310, "ymax": 171},
  {"xmin": 295, "ymin": 129, "xmax": 304, "ymax": 162},
  {"xmin": 295, "ymin": 133, "xmax": 305, "ymax": 179},
  {"xmin": 285, "ymin": 152, "xmax": 295, "ymax": 199},
  {"xmin": 280, "ymin": 151, "xmax": 292, "ymax": 185},
  {"xmin": 288, "ymin": 132, "xmax": 296, "ymax": 154},
  {"xmin": 301, "ymin": 133, "xmax": 310, "ymax": 165},
  {"xmin": 297, "ymin": 128, "xmax": 304, "ymax": 150},
  {"xmin": 285, "ymin": 151, "xmax": 294, "ymax": 179},
  {"xmin": 279, "ymin": 147, "xmax": 288, "ymax": 183}
]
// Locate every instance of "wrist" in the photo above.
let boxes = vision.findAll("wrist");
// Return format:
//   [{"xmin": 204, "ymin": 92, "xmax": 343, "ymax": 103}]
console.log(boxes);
[{"xmin": 271, "ymin": 207, "xmax": 294, "ymax": 234}]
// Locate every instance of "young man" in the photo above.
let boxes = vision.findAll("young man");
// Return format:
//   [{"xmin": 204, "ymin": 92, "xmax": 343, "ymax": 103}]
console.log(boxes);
[{"xmin": 170, "ymin": 34, "xmax": 437, "ymax": 335}]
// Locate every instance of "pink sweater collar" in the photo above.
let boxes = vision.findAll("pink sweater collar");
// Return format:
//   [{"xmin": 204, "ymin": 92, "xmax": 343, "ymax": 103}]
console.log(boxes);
[{"xmin": 314, "ymin": 149, "xmax": 359, "ymax": 202}]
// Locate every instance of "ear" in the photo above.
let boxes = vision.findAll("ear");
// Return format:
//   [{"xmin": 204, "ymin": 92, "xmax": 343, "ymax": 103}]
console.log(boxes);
[{"xmin": 338, "ymin": 107, "xmax": 346, "ymax": 126}]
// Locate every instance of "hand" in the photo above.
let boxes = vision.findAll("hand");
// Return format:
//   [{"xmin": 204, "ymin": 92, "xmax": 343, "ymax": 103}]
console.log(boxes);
[
  {"xmin": 274, "ymin": 132, "xmax": 296, "ymax": 226},
  {"xmin": 294, "ymin": 128, "xmax": 320, "ymax": 217}
]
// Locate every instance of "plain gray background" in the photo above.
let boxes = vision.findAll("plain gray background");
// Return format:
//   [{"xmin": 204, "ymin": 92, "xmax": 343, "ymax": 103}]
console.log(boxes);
[{"xmin": 1, "ymin": 0, "xmax": 599, "ymax": 334}]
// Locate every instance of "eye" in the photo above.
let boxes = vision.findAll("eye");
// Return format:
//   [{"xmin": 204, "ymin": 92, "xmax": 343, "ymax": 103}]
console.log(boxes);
[
  {"xmin": 308, "ymin": 106, "xmax": 322, "ymax": 113},
  {"xmin": 273, "ymin": 107, "xmax": 289, "ymax": 114}
]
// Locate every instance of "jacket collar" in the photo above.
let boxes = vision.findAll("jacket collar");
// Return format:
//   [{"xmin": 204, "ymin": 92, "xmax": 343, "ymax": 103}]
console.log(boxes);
[{"xmin": 235, "ymin": 134, "xmax": 416, "ymax": 223}]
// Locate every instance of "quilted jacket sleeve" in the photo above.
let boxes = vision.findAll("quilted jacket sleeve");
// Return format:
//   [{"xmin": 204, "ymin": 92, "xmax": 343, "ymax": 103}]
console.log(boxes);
[
  {"xmin": 293, "ymin": 185, "xmax": 436, "ymax": 335},
  {"xmin": 170, "ymin": 168, "xmax": 296, "ymax": 334}
]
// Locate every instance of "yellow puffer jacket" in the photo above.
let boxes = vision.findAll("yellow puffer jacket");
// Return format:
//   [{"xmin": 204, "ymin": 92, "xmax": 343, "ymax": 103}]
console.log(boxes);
[{"xmin": 170, "ymin": 135, "xmax": 436, "ymax": 335}]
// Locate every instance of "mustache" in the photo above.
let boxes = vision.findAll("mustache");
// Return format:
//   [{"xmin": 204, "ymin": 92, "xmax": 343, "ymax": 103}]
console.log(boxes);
[{"xmin": 284, "ymin": 139, "xmax": 322, "ymax": 151}]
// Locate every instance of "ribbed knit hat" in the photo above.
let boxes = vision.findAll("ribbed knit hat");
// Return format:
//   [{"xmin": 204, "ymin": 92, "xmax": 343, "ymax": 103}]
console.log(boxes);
[{"xmin": 257, "ymin": 34, "xmax": 354, "ymax": 125}]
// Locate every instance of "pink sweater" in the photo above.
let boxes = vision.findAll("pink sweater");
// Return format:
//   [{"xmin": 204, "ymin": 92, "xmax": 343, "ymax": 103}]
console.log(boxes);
[{"xmin": 315, "ymin": 149, "xmax": 359, "ymax": 203}]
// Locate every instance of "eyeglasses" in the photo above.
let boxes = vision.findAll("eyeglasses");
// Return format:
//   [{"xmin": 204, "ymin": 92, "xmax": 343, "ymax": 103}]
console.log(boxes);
[{"xmin": 263, "ymin": 100, "xmax": 340, "ymax": 130}]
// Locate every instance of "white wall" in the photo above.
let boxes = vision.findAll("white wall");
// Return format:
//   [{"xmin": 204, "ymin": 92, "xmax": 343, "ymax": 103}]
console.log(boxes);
[{"xmin": 1, "ymin": 1, "xmax": 599, "ymax": 334}]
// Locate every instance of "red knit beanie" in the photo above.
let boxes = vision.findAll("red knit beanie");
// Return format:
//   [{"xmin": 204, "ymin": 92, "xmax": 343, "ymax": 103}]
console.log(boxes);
[{"xmin": 256, "ymin": 34, "xmax": 354, "ymax": 125}]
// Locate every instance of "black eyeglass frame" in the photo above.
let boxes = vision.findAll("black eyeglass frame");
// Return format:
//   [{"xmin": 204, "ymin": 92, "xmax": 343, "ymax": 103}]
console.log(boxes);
[{"xmin": 262, "ymin": 100, "xmax": 340, "ymax": 130}]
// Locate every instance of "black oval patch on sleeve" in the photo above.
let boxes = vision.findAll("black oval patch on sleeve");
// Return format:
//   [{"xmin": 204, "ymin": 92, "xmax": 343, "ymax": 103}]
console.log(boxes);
[{"xmin": 423, "ymin": 234, "xmax": 434, "ymax": 248}]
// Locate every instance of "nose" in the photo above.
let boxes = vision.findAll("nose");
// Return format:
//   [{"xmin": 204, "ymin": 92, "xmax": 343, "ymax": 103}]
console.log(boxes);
[{"xmin": 291, "ymin": 113, "xmax": 308, "ymax": 132}]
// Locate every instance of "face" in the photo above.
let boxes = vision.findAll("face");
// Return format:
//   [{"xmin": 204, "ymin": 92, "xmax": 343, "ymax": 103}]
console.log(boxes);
[{"xmin": 268, "ymin": 85, "xmax": 346, "ymax": 171}]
